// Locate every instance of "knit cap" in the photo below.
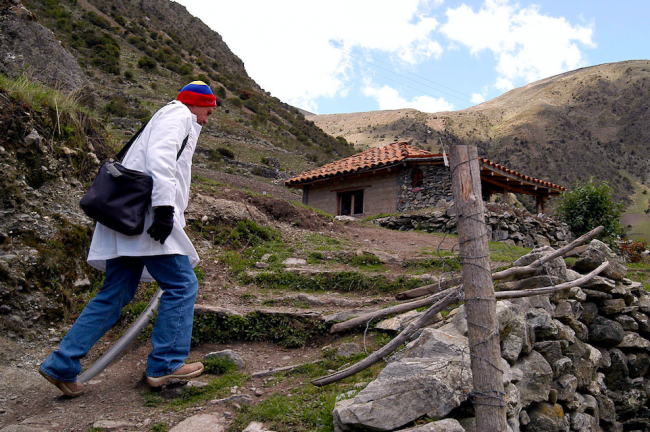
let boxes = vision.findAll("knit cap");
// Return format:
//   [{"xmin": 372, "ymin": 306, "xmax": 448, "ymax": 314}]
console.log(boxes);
[{"xmin": 176, "ymin": 81, "xmax": 217, "ymax": 107}]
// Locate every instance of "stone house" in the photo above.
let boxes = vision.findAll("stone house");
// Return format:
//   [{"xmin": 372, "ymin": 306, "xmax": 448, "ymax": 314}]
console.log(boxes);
[{"xmin": 286, "ymin": 142, "xmax": 566, "ymax": 217}]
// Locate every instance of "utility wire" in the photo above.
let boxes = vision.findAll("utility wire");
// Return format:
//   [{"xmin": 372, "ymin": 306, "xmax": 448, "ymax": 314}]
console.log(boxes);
[
  {"xmin": 347, "ymin": 51, "xmax": 474, "ymax": 106},
  {"xmin": 354, "ymin": 63, "xmax": 471, "ymax": 110},
  {"xmin": 332, "ymin": 41, "xmax": 475, "ymax": 101}
]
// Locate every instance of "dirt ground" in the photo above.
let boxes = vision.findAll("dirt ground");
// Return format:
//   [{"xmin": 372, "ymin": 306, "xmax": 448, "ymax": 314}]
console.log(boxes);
[{"xmin": 0, "ymin": 221, "xmax": 459, "ymax": 431}]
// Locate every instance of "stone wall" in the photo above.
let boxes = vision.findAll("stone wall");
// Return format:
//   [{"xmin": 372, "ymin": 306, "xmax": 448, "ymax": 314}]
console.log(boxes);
[
  {"xmin": 397, "ymin": 165, "xmax": 453, "ymax": 212},
  {"xmin": 333, "ymin": 240, "xmax": 650, "ymax": 432},
  {"xmin": 371, "ymin": 203, "xmax": 573, "ymax": 247}
]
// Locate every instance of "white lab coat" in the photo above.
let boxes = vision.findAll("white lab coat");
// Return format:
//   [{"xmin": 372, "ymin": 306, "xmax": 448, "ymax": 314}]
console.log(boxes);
[{"xmin": 87, "ymin": 101, "xmax": 201, "ymax": 281}]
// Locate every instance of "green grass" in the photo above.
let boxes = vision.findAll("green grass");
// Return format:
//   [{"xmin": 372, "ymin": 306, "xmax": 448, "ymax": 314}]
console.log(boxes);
[
  {"xmin": 149, "ymin": 422, "xmax": 169, "ymax": 432},
  {"xmin": 402, "ymin": 257, "xmax": 462, "ymax": 273},
  {"xmin": 488, "ymin": 241, "xmax": 531, "ymax": 263},
  {"xmin": 143, "ymin": 371, "xmax": 249, "ymax": 410},
  {"xmin": 203, "ymin": 356, "xmax": 239, "ymax": 375}
]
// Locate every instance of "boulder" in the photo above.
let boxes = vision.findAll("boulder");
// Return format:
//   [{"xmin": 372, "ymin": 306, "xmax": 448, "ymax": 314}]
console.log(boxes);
[
  {"xmin": 580, "ymin": 275, "xmax": 616, "ymax": 293},
  {"xmin": 564, "ymin": 340, "xmax": 602, "ymax": 390},
  {"xmin": 630, "ymin": 311, "xmax": 650, "ymax": 334},
  {"xmin": 187, "ymin": 195, "xmax": 268, "ymax": 225},
  {"xmin": 364, "ymin": 250, "xmax": 403, "ymax": 264},
  {"xmin": 525, "ymin": 402, "xmax": 570, "ymax": 432},
  {"xmin": 613, "ymin": 315, "xmax": 638, "ymax": 331},
  {"xmin": 204, "ymin": 350, "xmax": 246, "ymax": 369},
  {"xmin": 375, "ymin": 310, "xmax": 421, "ymax": 332},
  {"xmin": 604, "ymin": 349, "xmax": 629, "ymax": 391},
  {"xmin": 398, "ymin": 419, "xmax": 465, "ymax": 432},
  {"xmin": 588, "ymin": 316, "xmax": 625, "ymax": 346},
  {"xmin": 598, "ymin": 299, "xmax": 626, "ymax": 315},
  {"xmin": 513, "ymin": 246, "xmax": 567, "ymax": 280},
  {"xmin": 627, "ymin": 353, "xmax": 650, "ymax": 378},
  {"xmin": 572, "ymin": 240, "xmax": 627, "ymax": 281},
  {"xmin": 511, "ymin": 351, "xmax": 553, "ymax": 407},
  {"xmin": 527, "ymin": 308, "xmax": 558, "ymax": 338},
  {"xmin": 578, "ymin": 303, "xmax": 599, "ymax": 325},
  {"xmin": 616, "ymin": 332, "xmax": 650, "ymax": 350},
  {"xmin": 595, "ymin": 394, "xmax": 616, "ymax": 423},
  {"xmin": 553, "ymin": 374, "xmax": 578, "ymax": 402},
  {"xmin": 169, "ymin": 414, "xmax": 226, "ymax": 432},
  {"xmin": 639, "ymin": 296, "xmax": 650, "ymax": 314},
  {"xmin": 332, "ymin": 329, "xmax": 471, "ymax": 432},
  {"xmin": 336, "ymin": 343, "xmax": 362, "ymax": 358}
]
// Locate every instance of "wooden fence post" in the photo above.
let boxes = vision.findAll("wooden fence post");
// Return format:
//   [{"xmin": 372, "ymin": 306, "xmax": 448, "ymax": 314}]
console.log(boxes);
[{"xmin": 450, "ymin": 145, "xmax": 508, "ymax": 431}]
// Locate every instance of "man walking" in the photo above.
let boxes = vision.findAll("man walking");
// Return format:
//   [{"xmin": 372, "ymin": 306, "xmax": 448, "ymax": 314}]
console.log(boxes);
[{"xmin": 39, "ymin": 81, "xmax": 216, "ymax": 396}]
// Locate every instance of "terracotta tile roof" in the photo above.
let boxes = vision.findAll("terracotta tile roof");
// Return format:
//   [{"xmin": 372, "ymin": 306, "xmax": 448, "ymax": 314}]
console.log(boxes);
[
  {"xmin": 286, "ymin": 142, "xmax": 566, "ymax": 192},
  {"xmin": 285, "ymin": 142, "xmax": 437, "ymax": 185},
  {"xmin": 479, "ymin": 158, "xmax": 566, "ymax": 191}
]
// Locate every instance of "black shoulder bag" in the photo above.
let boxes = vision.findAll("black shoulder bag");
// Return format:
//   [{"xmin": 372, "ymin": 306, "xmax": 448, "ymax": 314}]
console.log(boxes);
[{"xmin": 80, "ymin": 122, "xmax": 189, "ymax": 236}]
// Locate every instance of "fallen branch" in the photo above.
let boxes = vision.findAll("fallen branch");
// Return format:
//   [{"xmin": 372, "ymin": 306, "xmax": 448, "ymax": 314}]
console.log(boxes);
[
  {"xmin": 330, "ymin": 288, "xmax": 457, "ymax": 334},
  {"xmin": 312, "ymin": 287, "xmax": 463, "ymax": 387},
  {"xmin": 492, "ymin": 226, "xmax": 604, "ymax": 280},
  {"xmin": 495, "ymin": 262, "xmax": 609, "ymax": 300},
  {"xmin": 252, "ymin": 359, "xmax": 323, "ymax": 378},
  {"xmin": 314, "ymin": 263, "xmax": 609, "ymax": 387},
  {"xmin": 395, "ymin": 225, "xmax": 604, "ymax": 300}
]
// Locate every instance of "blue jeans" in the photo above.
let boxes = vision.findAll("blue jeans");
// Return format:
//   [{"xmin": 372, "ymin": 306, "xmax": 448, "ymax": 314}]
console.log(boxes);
[{"xmin": 40, "ymin": 254, "xmax": 199, "ymax": 381}]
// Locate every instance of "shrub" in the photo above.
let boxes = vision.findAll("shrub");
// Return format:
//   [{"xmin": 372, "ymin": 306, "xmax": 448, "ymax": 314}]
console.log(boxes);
[
  {"xmin": 620, "ymin": 239, "xmax": 649, "ymax": 263},
  {"xmin": 123, "ymin": 70, "xmax": 134, "ymax": 80},
  {"xmin": 216, "ymin": 85, "xmax": 227, "ymax": 99},
  {"xmin": 217, "ymin": 147, "xmax": 235, "ymax": 159},
  {"xmin": 138, "ymin": 55, "xmax": 157, "ymax": 70},
  {"xmin": 555, "ymin": 178, "xmax": 623, "ymax": 239}
]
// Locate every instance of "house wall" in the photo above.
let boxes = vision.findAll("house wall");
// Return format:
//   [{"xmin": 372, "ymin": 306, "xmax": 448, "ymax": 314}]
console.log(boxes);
[
  {"xmin": 397, "ymin": 164, "xmax": 452, "ymax": 212},
  {"xmin": 305, "ymin": 171, "xmax": 401, "ymax": 217}
]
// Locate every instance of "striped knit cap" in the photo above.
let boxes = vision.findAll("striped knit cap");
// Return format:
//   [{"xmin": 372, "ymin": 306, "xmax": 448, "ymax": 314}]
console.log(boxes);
[{"xmin": 177, "ymin": 81, "xmax": 217, "ymax": 107}]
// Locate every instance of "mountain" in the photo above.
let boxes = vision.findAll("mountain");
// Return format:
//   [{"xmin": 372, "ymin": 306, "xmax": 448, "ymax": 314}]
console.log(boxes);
[
  {"xmin": 310, "ymin": 60, "xmax": 650, "ymax": 205},
  {"xmin": 17, "ymin": 0, "xmax": 355, "ymax": 173}
]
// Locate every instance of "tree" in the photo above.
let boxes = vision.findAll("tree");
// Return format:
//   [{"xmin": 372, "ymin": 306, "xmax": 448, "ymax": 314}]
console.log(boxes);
[{"xmin": 555, "ymin": 177, "xmax": 623, "ymax": 239}]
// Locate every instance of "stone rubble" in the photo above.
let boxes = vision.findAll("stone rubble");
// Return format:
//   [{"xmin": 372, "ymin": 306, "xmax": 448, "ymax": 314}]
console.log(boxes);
[{"xmin": 333, "ymin": 240, "xmax": 650, "ymax": 432}]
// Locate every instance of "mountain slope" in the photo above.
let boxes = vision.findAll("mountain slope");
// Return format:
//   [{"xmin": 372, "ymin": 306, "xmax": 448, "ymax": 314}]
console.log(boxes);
[
  {"xmin": 19, "ymin": 0, "xmax": 355, "ymax": 173},
  {"xmin": 311, "ymin": 60, "xmax": 650, "ymax": 204}
]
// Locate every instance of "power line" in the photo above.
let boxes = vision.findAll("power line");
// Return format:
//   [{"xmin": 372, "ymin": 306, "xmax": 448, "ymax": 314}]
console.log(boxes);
[
  {"xmin": 346, "ymin": 51, "xmax": 474, "ymax": 105},
  {"xmin": 353, "ymin": 63, "xmax": 471, "ymax": 110}
]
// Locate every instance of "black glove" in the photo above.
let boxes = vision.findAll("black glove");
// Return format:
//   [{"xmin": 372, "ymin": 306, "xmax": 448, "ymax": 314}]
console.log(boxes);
[{"xmin": 147, "ymin": 206, "xmax": 174, "ymax": 244}]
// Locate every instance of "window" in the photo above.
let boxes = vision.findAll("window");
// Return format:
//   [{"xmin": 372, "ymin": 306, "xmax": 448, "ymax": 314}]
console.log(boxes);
[{"xmin": 338, "ymin": 190, "xmax": 364, "ymax": 215}]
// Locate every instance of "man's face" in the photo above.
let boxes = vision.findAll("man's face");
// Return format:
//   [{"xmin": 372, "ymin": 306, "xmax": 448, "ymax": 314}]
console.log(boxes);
[{"xmin": 189, "ymin": 106, "xmax": 214, "ymax": 126}]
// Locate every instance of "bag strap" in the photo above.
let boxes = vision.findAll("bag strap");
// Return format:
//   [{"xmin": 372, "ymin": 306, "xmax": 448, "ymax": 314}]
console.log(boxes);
[{"xmin": 115, "ymin": 123, "xmax": 190, "ymax": 162}]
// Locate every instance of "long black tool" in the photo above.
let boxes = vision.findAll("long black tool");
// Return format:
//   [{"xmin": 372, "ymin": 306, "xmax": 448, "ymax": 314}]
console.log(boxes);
[{"xmin": 78, "ymin": 288, "xmax": 163, "ymax": 383}]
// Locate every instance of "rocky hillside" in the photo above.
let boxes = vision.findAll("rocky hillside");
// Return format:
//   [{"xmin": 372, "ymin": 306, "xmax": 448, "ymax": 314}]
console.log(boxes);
[
  {"xmin": 311, "ymin": 61, "xmax": 650, "ymax": 204},
  {"xmin": 11, "ymin": 0, "xmax": 354, "ymax": 172}
]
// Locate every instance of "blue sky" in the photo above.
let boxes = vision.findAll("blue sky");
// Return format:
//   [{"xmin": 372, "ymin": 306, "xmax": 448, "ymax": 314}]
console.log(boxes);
[{"xmin": 176, "ymin": 0, "xmax": 650, "ymax": 114}]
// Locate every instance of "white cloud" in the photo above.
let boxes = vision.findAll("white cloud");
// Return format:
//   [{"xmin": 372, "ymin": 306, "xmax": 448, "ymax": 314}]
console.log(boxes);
[
  {"xmin": 363, "ymin": 80, "xmax": 454, "ymax": 112},
  {"xmin": 471, "ymin": 93, "xmax": 486, "ymax": 104},
  {"xmin": 440, "ymin": 0, "xmax": 595, "ymax": 88},
  {"xmin": 494, "ymin": 77, "xmax": 514, "ymax": 91},
  {"xmin": 178, "ymin": 0, "xmax": 443, "ymax": 113}
]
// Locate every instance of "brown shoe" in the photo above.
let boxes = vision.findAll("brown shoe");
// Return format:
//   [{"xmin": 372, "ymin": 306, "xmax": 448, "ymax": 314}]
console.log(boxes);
[
  {"xmin": 146, "ymin": 363, "xmax": 204, "ymax": 387},
  {"xmin": 39, "ymin": 369, "xmax": 84, "ymax": 397}
]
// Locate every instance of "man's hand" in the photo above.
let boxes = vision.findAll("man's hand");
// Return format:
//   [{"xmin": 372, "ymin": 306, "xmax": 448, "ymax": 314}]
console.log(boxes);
[{"xmin": 147, "ymin": 206, "xmax": 174, "ymax": 244}]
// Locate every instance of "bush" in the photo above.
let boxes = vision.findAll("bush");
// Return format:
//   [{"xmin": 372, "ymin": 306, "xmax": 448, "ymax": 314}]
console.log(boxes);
[
  {"xmin": 217, "ymin": 147, "xmax": 235, "ymax": 159},
  {"xmin": 137, "ymin": 55, "xmax": 157, "ymax": 70},
  {"xmin": 620, "ymin": 239, "xmax": 648, "ymax": 263},
  {"xmin": 555, "ymin": 178, "xmax": 623, "ymax": 239}
]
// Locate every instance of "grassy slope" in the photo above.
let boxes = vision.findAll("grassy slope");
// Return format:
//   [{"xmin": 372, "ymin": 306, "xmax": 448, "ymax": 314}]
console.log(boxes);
[{"xmin": 620, "ymin": 170, "xmax": 650, "ymax": 240}]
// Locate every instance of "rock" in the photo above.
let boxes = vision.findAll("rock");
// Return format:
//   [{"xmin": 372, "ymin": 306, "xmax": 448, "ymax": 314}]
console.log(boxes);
[
  {"xmin": 630, "ymin": 311, "xmax": 650, "ymax": 334},
  {"xmin": 204, "ymin": 350, "xmax": 246, "ymax": 369},
  {"xmin": 516, "ymin": 275, "xmax": 566, "ymax": 290},
  {"xmin": 375, "ymin": 310, "xmax": 421, "ymax": 332},
  {"xmin": 573, "ymin": 240, "xmax": 627, "ymax": 281},
  {"xmin": 398, "ymin": 419, "xmax": 465, "ymax": 432},
  {"xmin": 553, "ymin": 374, "xmax": 578, "ymax": 402},
  {"xmin": 614, "ymin": 315, "xmax": 638, "ymax": 331},
  {"xmin": 332, "ymin": 329, "xmax": 471, "ymax": 431},
  {"xmin": 91, "ymin": 420, "xmax": 137, "ymax": 430},
  {"xmin": 639, "ymin": 296, "xmax": 650, "ymax": 314},
  {"xmin": 254, "ymin": 262, "xmax": 269, "ymax": 269},
  {"xmin": 0, "ymin": 427, "xmax": 49, "ymax": 432},
  {"xmin": 617, "ymin": 332, "xmax": 650, "ymax": 349},
  {"xmin": 526, "ymin": 402, "xmax": 570, "ymax": 432},
  {"xmin": 527, "ymin": 308, "xmax": 558, "ymax": 338},
  {"xmin": 211, "ymin": 394, "xmax": 253, "ymax": 406},
  {"xmin": 627, "ymin": 353, "xmax": 650, "ymax": 378},
  {"xmin": 169, "ymin": 414, "xmax": 226, "ymax": 432},
  {"xmin": 185, "ymin": 381, "xmax": 208, "ymax": 389},
  {"xmin": 553, "ymin": 320, "xmax": 576, "ymax": 344},
  {"xmin": 73, "ymin": 277, "xmax": 91, "ymax": 288},
  {"xmin": 569, "ymin": 412, "xmax": 597, "ymax": 431},
  {"xmin": 513, "ymin": 246, "xmax": 567, "ymax": 280},
  {"xmin": 604, "ymin": 349, "xmax": 629, "ymax": 391},
  {"xmin": 564, "ymin": 340, "xmax": 602, "ymax": 390},
  {"xmin": 582, "ymin": 289, "xmax": 611, "ymax": 301},
  {"xmin": 599, "ymin": 299, "xmax": 626, "ymax": 315},
  {"xmin": 364, "ymin": 250, "xmax": 403, "ymax": 264},
  {"xmin": 580, "ymin": 275, "xmax": 616, "ymax": 293},
  {"xmin": 282, "ymin": 258, "xmax": 307, "ymax": 265},
  {"xmin": 242, "ymin": 422, "xmax": 267, "ymax": 432},
  {"xmin": 578, "ymin": 303, "xmax": 599, "ymax": 325},
  {"xmin": 336, "ymin": 343, "xmax": 362, "ymax": 358},
  {"xmin": 187, "ymin": 196, "xmax": 268, "ymax": 225},
  {"xmin": 334, "ymin": 215, "xmax": 359, "ymax": 222},
  {"xmin": 23, "ymin": 130, "xmax": 41, "ymax": 148},
  {"xmin": 511, "ymin": 351, "xmax": 553, "ymax": 407},
  {"xmin": 588, "ymin": 316, "xmax": 625, "ymax": 346}
]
